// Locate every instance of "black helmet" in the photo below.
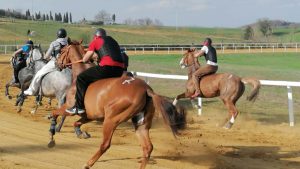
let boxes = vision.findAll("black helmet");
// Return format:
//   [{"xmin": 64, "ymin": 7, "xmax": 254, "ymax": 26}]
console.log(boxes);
[
  {"xmin": 95, "ymin": 28, "xmax": 106, "ymax": 37},
  {"xmin": 26, "ymin": 40, "xmax": 34, "ymax": 45},
  {"xmin": 57, "ymin": 28, "xmax": 67, "ymax": 38}
]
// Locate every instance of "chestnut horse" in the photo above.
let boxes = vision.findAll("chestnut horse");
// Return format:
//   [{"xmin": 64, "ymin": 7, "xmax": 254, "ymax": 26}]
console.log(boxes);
[
  {"xmin": 174, "ymin": 49, "xmax": 260, "ymax": 129},
  {"xmin": 48, "ymin": 42, "xmax": 186, "ymax": 169}
]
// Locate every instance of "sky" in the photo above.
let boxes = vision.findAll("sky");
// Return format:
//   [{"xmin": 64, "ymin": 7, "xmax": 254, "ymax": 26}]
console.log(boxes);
[{"xmin": 1, "ymin": 0, "xmax": 300, "ymax": 27}]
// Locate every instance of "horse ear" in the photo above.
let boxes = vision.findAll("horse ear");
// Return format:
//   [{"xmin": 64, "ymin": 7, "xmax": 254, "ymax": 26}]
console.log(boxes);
[
  {"xmin": 38, "ymin": 44, "xmax": 41, "ymax": 48},
  {"xmin": 79, "ymin": 39, "xmax": 83, "ymax": 44}
]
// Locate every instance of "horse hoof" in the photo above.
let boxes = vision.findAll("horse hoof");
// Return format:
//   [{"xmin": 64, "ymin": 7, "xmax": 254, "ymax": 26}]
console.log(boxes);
[
  {"xmin": 82, "ymin": 132, "xmax": 91, "ymax": 139},
  {"xmin": 82, "ymin": 164, "xmax": 90, "ymax": 169},
  {"xmin": 223, "ymin": 122, "xmax": 233, "ymax": 129},
  {"xmin": 17, "ymin": 108, "xmax": 22, "ymax": 113},
  {"xmin": 7, "ymin": 95, "xmax": 12, "ymax": 100},
  {"xmin": 48, "ymin": 140, "xmax": 56, "ymax": 148},
  {"xmin": 31, "ymin": 110, "xmax": 36, "ymax": 114}
]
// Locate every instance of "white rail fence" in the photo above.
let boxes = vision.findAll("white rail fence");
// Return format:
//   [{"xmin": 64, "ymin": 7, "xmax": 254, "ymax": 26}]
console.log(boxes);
[
  {"xmin": 1, "ymin": 42, "xmax": 300, "ymax": 54},
  {"xmin": 132, "ymin": 71, "xmax": 300, "ymax": 127}
]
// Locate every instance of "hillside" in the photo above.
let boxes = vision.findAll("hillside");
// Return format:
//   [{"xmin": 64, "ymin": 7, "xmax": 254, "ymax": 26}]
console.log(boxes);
[{"xmin": 1, "ymin": 18, "xmax": 300, "ymax": 45}]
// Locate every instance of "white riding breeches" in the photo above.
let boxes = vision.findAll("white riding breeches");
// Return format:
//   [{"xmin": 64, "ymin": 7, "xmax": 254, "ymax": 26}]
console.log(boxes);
[{"xmin": 28, "ymin": 60, "xmax": 56, "ymax": 93}]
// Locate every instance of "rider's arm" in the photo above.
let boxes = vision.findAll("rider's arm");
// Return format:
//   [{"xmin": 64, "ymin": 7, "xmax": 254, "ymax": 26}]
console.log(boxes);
[
  {"xmin": 193, "ymin": 46, "xmax": 208, "ymax": 58},
  {"xmin": 45, "ymin": 43, "xmax": 54, "ymax": 60},
  {"xmin": 13, "ymin": 48, "xmax": 23, "ymax": 57},
  {"xmin": 82, "ymin": 50, "xmax": 94, "ymax": 63},
  {"xmin": 193, "ymin": 50, "xmax": 205, "ymax": 58}
]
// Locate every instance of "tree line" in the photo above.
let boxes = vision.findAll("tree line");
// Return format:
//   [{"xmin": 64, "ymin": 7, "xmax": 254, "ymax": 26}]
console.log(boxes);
[{"xmin": 0, "ymin": 9, "xmax": 72, "ymax": 23}]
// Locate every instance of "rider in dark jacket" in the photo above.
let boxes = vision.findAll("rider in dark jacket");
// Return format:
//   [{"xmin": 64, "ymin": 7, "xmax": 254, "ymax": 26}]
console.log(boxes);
[{"xmin": 66, "ymin": 28, "xmax": 125, "ymax": 114}]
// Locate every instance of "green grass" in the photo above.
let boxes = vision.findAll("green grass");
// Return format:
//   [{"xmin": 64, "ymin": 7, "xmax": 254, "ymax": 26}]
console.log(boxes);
[{"xmin": 1, "ymin": 18, "xmax": 300, "ymax": 45}]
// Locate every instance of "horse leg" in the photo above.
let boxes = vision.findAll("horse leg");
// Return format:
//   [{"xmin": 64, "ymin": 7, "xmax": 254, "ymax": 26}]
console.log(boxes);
[
  {"xmin": 74, "ymin": 114, "xmax": 92, "ymax": 139},
  {"xmin": 5, "ymin": 80, "xmax": 13, "ymax": 99},
  {"xmin": 31, "ymin": 95, "xmax": 42, "ymax": 114},
  {"xmin": 223, "ymin": 99, "xmax": 239, "ymax": 129},
  {"xmin": 55, "ymin": 96, "xmax": 67, "ymax": 132},
  {"xmin": 83, "ymin": 119, "xmax": 118, "ymax": 169},
  {"xmin": 48, "ymin": 115, "xmax": 57, "ymax": 148},
  {"xmin": 16, "ymin": 92, "xmax": 26, "ymax": 113},
  {"xmin": 173, "ymin": 92, "xmax": 186, "ymax": 106},
  {"xmin": 135, "ymin": 125, "xmax": 153, "ymax": 169}
]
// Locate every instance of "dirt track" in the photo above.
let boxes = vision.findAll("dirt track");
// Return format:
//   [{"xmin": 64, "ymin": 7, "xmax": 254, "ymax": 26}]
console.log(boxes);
[{"xmin": 1, "ymin": 61, "xmax": 300, "ymax": 169}]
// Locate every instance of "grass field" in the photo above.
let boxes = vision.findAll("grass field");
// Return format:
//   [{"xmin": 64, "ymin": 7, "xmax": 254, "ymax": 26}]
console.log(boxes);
[
  {"xmin": 128, "ymin": 52, "xmax": 300, "ymax": 125},
  {"xmin": 1, "ymin": 18, "xmax": 300, "ymax": 45}
]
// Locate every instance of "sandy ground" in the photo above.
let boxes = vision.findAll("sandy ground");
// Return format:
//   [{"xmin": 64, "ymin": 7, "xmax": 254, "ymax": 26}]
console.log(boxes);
[{"xmin": 1, "ymin": 59, "xmax": 300, "ymax": 169}]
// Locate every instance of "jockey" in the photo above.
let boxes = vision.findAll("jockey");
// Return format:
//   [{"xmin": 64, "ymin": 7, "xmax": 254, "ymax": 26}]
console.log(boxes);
[
  {"xmin": 191, "ymin": 38, "xmax": 218, "ymax": 98},
  {"xmin": 12, "ymin": 40, "xmax": 34, "ymax": 84},
  {"xmin": 24, "ymin": 28, "xmax": 68, "ymax": 95},
  {"xmin": 66, "ymin": 28, "xmax": 125, "ymax": 114}
]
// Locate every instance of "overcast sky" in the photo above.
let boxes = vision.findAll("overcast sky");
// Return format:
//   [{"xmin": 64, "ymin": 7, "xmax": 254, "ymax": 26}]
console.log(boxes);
[{"xmin": 1, "ymin": 0, "xmax": 300, "ymax": 27}]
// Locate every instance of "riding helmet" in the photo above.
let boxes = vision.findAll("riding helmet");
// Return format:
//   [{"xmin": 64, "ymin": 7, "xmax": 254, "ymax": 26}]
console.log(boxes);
[
  {"xmin": 95, "ymin": 28, "xmax": 107, "ymax": 37},
  {"xmin": 57, "ymin": 28, "xmax": 67, "ymax": 38},
  {"xmin": 26, "ymin": 40, "xmax": 34, "ymax": 45}
]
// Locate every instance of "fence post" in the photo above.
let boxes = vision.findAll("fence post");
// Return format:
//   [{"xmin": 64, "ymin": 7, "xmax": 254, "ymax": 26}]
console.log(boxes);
[
  {"xmin": 222, "ymin": 46, "xmax": 225, "ymax": 53},
  {"xmin": 260, "ymin": 46, "xmax": 263, "ymax": 53},
  {"xmin": 5, "ymin": 45, "xmax": 7, "ymax": 54},
  {"xmin": 168, "ymin": 47, "xmax": 170, "ymax": 54},
  {"xmin": 181, "ymin": 47, "xmax": 184, "ymax": 54},
  {"xmin": 197, "ymin": 97, "xmax": 202, "ymax": 116},
  {"xmin": 296, "ymin": 43, "xmax": 298, "ymax": 53},
  {"xmin": 143, "ymin": 47, "xmax": 145, "ymax": 54},
  {"xmin": 153, "ymin": 47, "xmax": 155, "ymax": 54},
  {"xmin": 273, "ymin": 46, "xmax": 275, "ymax": 53},
  {"xmin": 248, "ymin": 46, "xmax": 250, "ymax": 53},
  {"xmin": 287, "ymin": 86, "xmax": 294, "ymax": 126}
]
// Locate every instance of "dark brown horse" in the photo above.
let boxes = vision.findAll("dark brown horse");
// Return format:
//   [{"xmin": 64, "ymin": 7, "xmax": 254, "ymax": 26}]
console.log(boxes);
[
  {"xmin": 174, "ymin": 49, "xmax": 260, "ymax": 129},
  {"xmin": 48, "ymin": 42, "xmax": 186, "ymax": 169}
]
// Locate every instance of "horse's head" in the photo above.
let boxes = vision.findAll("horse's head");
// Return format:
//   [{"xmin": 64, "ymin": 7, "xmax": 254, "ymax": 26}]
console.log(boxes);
[
  {"xmin": 179, "ymin": 49, "xmax": 198, "ymax": 69},
  {"xmin": 27, "ymin": 44, "xmax": 44, "ymax": 65},
  {"xmin": 57, "ymin": 40, "xmax": 85, "ymax": 70}
]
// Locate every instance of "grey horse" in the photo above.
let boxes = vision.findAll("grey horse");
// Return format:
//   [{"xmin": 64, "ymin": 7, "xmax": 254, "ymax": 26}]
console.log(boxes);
[
  {"xmin": 5, "ymin": 46, "xmax": 44, "ymax": 100},
  {"xmin": 16, "ymin": 47, "xmax": 72, "ymax": 131}
]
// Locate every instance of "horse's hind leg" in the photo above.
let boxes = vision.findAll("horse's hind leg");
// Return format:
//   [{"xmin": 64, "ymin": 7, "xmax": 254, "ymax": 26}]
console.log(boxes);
[
  {"xmin": 84, "ymin": 119, "xmax": 118, "ymax": 169},
  {"xmin": 74, "ymin": 114, "xmax": 92, "ymax": 138},
  {"xmin": 222, "ymin": 99, "xmax": 239, "ymax": 129},
  {"xmin": 135, "ymin": 125, "xmax": 153, "ymax": 169}
]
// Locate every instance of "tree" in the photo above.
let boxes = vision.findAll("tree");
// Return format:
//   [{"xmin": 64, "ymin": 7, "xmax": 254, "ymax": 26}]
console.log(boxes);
[
  {"xmin": 69, "ymin": 13, "xmax": 72, "ymax": 23},
  {"xmin": 258, "ymin": 18, "xmax": 272, "ymax": 37},
  {"xmin": 94, "ymin": 10, "xmax": 111, "ymax": 24},
  {"xmin": 50, "ymin": 11, "xmax": 53, "ymax": 20},
  {"xmin": 46, "ymin": 14, "xmax": 49, "ymax": 21},
  {"xmin": 112, "ymin": 14, "xmax": 116, "ymax": 24},
  {"xmin": 66, "ymin": 12, "xmax": 69, "ymax": 23},
  {"xmin": 243, "ymin": 26, "xmax": 254, "ymax": 40}
]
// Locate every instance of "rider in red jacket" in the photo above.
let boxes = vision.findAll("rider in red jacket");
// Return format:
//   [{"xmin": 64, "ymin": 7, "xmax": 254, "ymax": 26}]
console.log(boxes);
[{"xmin": 66, "ymin": 28, "xmax": 125, "ymax": 114}]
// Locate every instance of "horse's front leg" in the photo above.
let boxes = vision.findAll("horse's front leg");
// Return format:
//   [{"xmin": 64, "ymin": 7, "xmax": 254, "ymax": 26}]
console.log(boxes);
[
  {"xmin": 5, "ymin": 81, "xmax": 11, "ymax": 99},
  {"xmin": 173, "ymin": 92, "xmax": 187, "ymax": 106}
]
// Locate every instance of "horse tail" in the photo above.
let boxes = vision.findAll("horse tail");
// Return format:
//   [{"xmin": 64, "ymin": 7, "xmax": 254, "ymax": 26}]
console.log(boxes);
[
  {"xmin": 241, "ymin": 77, "xmax": 261, "ymax": 102},
  {"xmin": 146, "ymin": 88, "xmax": 186, "ymax": 137}
]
